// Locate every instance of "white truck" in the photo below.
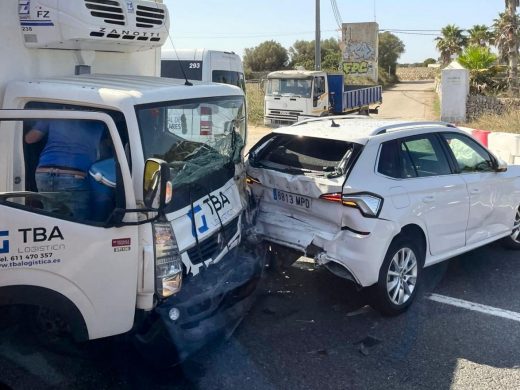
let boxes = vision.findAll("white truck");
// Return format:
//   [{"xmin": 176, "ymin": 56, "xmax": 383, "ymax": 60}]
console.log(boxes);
[
  {"xmin": 264, "ymin": 70, "xmax": 382, "ymax": 126},
  {"xmin": 161, "ymin": 49, "xmax": 245, "ymax": 92},
  {"xmin": 0, "ymin": 0, "xmax": 262, "ymax": 364}
]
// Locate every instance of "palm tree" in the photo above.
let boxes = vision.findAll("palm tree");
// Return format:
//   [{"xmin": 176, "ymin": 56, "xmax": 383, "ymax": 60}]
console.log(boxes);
[
  {"xmin": 458, "ymin": 46, "xmax": 499, "ymax": 92},
  {"xmin": 505, "ymin": 0, "xmax": 519, "ymax": 94},
  {"xmin": 435, "ymin": 24, "xmax": 468, "ymax": 66},
  {"xmin": 467, "ymin": 24, "xmax": 494, "ymax": 47},
  {"xmin": 494, "ymin": 12, "xmax": 514, "ymax": 63}
]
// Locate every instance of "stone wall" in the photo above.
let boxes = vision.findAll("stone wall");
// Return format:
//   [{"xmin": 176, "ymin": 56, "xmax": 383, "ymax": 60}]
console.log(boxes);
[
  {"xmin": 396, "ymin": 67, "xmax": 438, "ymax": 81},
  {"xmin": 466, "ymin": 94, "xmax": 520, "ymax": 121}
]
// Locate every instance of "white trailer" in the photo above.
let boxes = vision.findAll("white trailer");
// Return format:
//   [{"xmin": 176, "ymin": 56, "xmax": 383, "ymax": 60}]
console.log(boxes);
[
  {"xmin": 161, "ymin": 48, "xmax": 245, "ymax": 91},
  {"xmin": 0, "ymin": 0, "xmax": 261, "ymax": 364}
]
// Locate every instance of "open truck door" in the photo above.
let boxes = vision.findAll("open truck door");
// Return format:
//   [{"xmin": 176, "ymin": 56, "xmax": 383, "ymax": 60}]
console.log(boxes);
[{"xmin": 0, "ymin": 110, "xmax": 139, "ymax": 340}]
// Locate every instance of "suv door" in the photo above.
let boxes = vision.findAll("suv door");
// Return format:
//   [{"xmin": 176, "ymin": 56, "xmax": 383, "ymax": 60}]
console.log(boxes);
[
  {"xmin": 441, "ymin": 132, "xmax": 514, "ymax": 245},
  {"xmin": 378, "ymin": 134, "xmax": 469, "ymax": 257},
  {"xmin": 0, "ymin": 110, "xmax": 138, "ymax": 339}
]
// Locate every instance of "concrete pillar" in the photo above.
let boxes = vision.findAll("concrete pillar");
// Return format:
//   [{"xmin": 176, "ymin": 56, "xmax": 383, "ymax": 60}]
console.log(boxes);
[{"xmin": 440, "ymin": 61, "xmax": 470, "ymax": 123}]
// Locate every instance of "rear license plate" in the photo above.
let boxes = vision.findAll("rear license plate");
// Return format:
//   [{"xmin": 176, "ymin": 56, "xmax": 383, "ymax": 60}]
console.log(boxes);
[{"xmin": 272, "ymin": 189, "xmax": 312, "ymax": 209}]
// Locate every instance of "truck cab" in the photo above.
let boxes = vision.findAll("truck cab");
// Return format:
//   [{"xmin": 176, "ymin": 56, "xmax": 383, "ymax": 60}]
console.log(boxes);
[
  {"xmin": 264, "ymin": 70, "xmax": 329, "ymax": 126},
  {"xmin": 0, "ymin": 0, "xmax": 262, "ymax": 364}
]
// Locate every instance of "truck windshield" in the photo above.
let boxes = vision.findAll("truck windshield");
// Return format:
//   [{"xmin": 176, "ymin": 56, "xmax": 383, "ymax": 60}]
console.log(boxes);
[
  {"xmin": 267, "ymin": 78, "xmax": 312, "ymax": 98},
  {"xmin": 136, "ymin": 96, "xmax": 245, "ymax": 185}
]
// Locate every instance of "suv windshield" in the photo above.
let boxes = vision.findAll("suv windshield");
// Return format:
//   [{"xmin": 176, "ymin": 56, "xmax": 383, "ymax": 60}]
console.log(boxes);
[
  {"xmin": 250, "ymin": 133, "xmax": 359, "ymax": 176},
  {"xmin": 136, "ymin": 96, "xmax": 246, "ymax": 185},
  {"xmin": 267, "ymin": 78, "xmax": 312, "ymax": 97}
]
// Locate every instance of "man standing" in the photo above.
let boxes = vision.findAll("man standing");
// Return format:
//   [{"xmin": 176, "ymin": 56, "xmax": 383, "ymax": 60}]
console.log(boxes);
[{"xmin": 25, "ymin": 119, "xmax": 106, "ymax": 220}]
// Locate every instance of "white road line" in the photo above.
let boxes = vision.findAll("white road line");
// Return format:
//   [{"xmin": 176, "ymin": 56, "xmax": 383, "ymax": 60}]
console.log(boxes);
[{"xmin": 428, "ymin": 293, "xmax": 520, "ymax": 323}]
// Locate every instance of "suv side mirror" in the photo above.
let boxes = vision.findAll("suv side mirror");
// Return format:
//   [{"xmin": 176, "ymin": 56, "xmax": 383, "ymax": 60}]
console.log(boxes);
[
  {"xmin": 495, "ymin": 157, "xmax": 508, "ymax": 173},
  {"xmin": 143, "ymin": 158, "xmax": 172, "ymax": 209}
]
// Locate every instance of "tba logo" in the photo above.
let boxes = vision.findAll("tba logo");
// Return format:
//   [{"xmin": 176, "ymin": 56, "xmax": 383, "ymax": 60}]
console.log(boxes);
[{"xmin": 0, "ymin": 231, "xmax": 9, "ymax": 254}]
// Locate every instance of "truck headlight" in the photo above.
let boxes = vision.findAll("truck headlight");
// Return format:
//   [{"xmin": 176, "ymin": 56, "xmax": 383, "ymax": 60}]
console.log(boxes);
[{"xmin": 153, "ymin": 222, "xmax": 182, "ymax": 298}]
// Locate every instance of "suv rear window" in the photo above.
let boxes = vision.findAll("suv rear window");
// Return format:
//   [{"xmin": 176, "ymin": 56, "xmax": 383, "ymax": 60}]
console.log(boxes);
[{"xmin": 250, "ymin": 134, "xmax": 358, "ymax": 174}]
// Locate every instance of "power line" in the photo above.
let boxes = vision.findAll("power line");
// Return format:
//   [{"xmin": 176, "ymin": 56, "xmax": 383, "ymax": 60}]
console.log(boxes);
[{"xmin": 329, "ymin": 0, "xmax": 343, "ymax": 29}]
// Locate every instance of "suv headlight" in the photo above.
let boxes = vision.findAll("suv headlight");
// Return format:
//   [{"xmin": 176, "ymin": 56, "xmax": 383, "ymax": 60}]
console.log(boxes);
[{"xmin": 153, "ymin": 222, "xmax": 182, "ymax": 298}]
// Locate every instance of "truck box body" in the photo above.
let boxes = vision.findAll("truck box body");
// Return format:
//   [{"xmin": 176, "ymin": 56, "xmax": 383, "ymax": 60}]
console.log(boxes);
[{"xmin": 161, "ymin": 49, "xmax": 245, "ymax": 92}]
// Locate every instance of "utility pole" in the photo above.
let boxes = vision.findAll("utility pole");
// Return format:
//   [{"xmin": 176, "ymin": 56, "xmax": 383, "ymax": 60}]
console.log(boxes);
[{"xmin": 315, "ymin": 0, "xmax": 321, "ymax": 70}]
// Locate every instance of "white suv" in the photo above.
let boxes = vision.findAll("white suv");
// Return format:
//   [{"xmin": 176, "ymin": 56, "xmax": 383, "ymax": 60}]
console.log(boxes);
[{"xmin": 246, "ymin": 117, "xmax": 520, "ymax": 315}]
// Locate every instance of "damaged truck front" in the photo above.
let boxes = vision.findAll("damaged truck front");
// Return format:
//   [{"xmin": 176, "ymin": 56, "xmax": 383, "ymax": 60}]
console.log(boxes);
[{"xmin": 0, "ymin": 0, "xmax": 263, "ymax": 365}]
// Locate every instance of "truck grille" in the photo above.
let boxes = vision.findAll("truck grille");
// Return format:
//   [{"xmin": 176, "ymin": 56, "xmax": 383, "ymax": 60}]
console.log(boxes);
[
  {"xmin": 84, "ymin": 0, "xmax": 125, "ymax": 26},
  {"xmin": 187, "ymin": 217, "xmax": 239, "ymax": 265},
  {"xmin": 136, "ymin": 4, "xmax": 166, "ymax": 28}
]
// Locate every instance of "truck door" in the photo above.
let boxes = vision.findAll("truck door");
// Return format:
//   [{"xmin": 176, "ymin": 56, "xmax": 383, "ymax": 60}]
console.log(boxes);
[
  {"xmin": 0, "ymin": 110, "xmax": 138, "ymax": 340},
  {"xmin": 312, "ymin": 76, "xmax": 328, "ymax": 115}
]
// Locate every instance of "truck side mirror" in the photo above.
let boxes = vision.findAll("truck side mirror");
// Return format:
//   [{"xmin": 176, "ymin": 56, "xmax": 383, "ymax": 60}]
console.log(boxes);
[
  {"xmin": 313, "ymin": 96, "xmax": 318, "ymax": 107},
  {"xmin": 143, "ymin": 158, "xmax": 172, "ymax": 209},
  {"xmin": 260, "ymin": 79, "xmax": 266, "ymax": 93}
]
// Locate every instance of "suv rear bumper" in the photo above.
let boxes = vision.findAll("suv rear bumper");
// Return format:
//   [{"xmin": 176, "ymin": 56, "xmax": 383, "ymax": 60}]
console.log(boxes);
[
  {"xmin": 254, "ymin": 213, "xmax": 399, "ymax": 287},
  {"xmin": 133, "ymin": 244, "xmax": 265, "ymax": 365}
]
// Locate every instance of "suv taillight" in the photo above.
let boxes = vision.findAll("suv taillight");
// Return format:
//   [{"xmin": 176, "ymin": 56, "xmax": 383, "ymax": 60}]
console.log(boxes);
[{"xmin": 320, "ymin": 192, "xmax": 383, "ymax": 218}]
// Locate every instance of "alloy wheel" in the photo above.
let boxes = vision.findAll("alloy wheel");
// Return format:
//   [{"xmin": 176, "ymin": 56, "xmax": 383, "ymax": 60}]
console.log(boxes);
[
  {"xmin": 386, "ymin": 247, "xmax": 418, "ymax": 306},
  {"xmin": 511, "ymin": 208, "xmax": 520, "ymax": 244}
]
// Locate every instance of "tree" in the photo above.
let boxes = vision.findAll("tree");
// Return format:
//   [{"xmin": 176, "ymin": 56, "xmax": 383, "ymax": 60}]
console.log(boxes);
[
  {"xmin": 288, "ymin": 38, "xmax": 341, "ymax": 71},
  {"xmin": 243, "ymin": 41, "xmax": 288, "ymax": 72},
  {"xmin": 493, "ymin": 12, "xmax": 519, "ymax": 63},
  {"xmin": 423, "ymin": 58, "xmax": 437, "ymax": 66},
  {"xmin": 458, "ymin": 46, "xmax": 501, "ymax": 93},
  {"xmin": 435, "ymin": 24, "xmax": 468, "ymax": 66},
  {"xmin": 467, "ymin": 24, "xmax": 494, "ymax": 47},
  {"xmin": 504, "ymin": 0, "xmax": 519, "ymax": 94},
  {"xmin": 378, "ymin": 32, "xmax": 405, "ymax": 76}
]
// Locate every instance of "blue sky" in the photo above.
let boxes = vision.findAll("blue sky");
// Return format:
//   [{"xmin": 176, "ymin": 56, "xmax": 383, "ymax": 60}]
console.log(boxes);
[{"xmin": 163, "ymin": 0, "xmax": 505, "ymax": 63}]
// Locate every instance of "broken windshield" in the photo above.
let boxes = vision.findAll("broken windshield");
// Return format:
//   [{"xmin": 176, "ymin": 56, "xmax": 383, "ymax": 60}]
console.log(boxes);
[
  {"xmin": 267, "ymin": 78, "xmax": 312, "ymax": 98},
  {"xmin": 136, "ymin": 96, "xmax": 245, "ymax": 186}
]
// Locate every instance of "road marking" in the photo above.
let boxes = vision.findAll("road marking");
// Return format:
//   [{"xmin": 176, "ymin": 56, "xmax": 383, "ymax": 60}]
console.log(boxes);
[{"xmin": 428, "ymin": 293, "xmax": 520, "ymax": 323}]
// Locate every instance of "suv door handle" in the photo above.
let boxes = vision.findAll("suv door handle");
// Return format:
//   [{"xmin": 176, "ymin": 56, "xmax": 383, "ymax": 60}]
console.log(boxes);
[
  {"xmin": 470, "ymin": 188, "xmax": 481, "ymax": 194},
  {"xmin": 422, "ymin": 195, "xmax": 435, "ymax": 203}
]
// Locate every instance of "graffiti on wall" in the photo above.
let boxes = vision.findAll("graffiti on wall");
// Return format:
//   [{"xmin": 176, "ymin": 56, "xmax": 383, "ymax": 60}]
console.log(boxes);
[
  {"xmin": 343, "ymin": 61, "xmax": 374, "ymax": 75},
  {"xmin": 341, "ymin": 22, "xmax": 379, "ymax": 82}
]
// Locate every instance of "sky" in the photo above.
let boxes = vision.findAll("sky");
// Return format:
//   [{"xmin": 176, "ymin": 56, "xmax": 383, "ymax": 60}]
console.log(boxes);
[{"xmin": 163, "ymin": 0, "xmax": 506, "ymax": 64}]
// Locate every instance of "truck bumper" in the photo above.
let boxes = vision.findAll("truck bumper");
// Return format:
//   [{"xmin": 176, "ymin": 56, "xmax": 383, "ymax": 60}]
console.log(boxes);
[{"xmin": 133, "ymin": 244, "xmax": 265, "ymax": 365}]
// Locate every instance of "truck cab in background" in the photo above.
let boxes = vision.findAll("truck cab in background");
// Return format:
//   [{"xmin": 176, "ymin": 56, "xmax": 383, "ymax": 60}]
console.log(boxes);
[
  {"xmin": 263, "ymin": 70, "xmax": 382, "ymax": 127},
  {"xmin": 161, "ymin": 49, "xmax": 246, "ymax": 92},
  {"xmin": 0, "ymin": 0, "xmax": 262, "ymax": 365}
]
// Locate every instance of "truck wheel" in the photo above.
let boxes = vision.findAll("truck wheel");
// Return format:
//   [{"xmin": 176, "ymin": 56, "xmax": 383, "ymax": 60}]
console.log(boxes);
[
  {"xmin": 369, "ymin": 236, "xmax": 423, "ymax": 316},
  {"xmin": 501, "ymin": 206, "xmax": 520, "ymax": 250}
]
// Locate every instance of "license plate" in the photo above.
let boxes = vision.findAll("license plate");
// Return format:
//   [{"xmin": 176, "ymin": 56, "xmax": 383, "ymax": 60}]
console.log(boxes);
[{"xmin": 272, "ymin": 189, "xmax": 312, "ymax": 209}]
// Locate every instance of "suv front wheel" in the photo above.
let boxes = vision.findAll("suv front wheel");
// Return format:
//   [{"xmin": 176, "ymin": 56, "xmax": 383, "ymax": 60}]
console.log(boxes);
[{"xmin": 369, "ymin": 237, "xmax": 423, "ymax": 316}]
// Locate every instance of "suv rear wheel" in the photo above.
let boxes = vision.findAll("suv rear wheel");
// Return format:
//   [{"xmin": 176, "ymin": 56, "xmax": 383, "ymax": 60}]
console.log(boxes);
[
  {"xmin": 501, "ymin": 206, "xmax": 520, "ymax": 250},
  {"xmin": 369, "ymin": 237, "xmax": 423, "ymax": 316}
]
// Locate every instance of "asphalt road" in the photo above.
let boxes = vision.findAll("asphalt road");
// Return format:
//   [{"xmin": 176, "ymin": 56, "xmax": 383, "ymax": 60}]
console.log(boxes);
[
  {"xmin": 1, "ymin": 241, "xmax": 520, "ymax": 390},
  {"xmin": 377, "ymin": 80, "xmax": 437, "ymax": 121}
]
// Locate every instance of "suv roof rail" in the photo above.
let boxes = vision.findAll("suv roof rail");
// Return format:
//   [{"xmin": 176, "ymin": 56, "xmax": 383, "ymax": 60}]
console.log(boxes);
[{"xmin": 371, "ymin": 121, "xmax": 456, "ymax": 136}]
